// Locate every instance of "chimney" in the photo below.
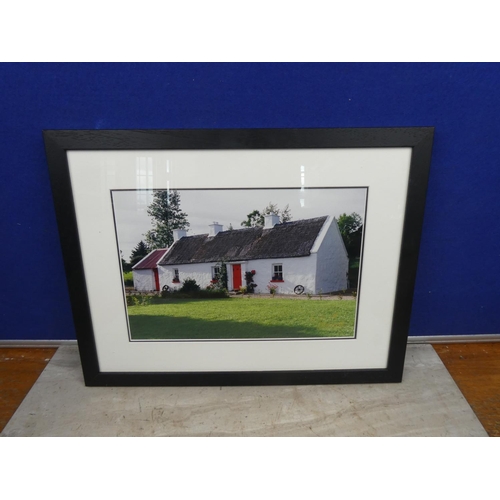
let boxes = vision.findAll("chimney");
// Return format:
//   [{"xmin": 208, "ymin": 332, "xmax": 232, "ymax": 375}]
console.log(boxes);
[
  {"xmin": 264, "ymin": 213, "xmax": 280, "ymax": 228},
  {"xmin": 173, "ymin": 229, "xmax": 187, "ymax": 242},
  {"xmin": 209, "ymin": 222, "xmax": 223, "ymax": 237}
]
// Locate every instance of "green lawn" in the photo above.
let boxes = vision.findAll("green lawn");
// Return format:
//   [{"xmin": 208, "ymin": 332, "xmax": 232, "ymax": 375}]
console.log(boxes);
[
  {"xmin": 123, "ymin": 271, "xmax": 133, "ymax": 286},
  {"xmin": 127, "ymin": 297, "xmax": 356, "ymax": 340}
]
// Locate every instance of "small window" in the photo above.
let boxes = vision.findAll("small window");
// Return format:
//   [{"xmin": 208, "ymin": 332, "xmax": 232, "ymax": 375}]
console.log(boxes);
[
  {"xmin": 212, "ymin": 266, "xmax": 221, "ymax": 280},
  {"xmin": 272, "ymin": 264, "xmax": 283, "ymax": 281},
  {"xmin": 173, "ymin": 269, "xmax": 179, "ymax": 282}
]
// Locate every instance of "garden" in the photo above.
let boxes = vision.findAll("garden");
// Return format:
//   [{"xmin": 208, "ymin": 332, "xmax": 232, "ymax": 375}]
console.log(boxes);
[{"xmin": 127, "ymin": 294, "xmax": 356, "ymax": 340}]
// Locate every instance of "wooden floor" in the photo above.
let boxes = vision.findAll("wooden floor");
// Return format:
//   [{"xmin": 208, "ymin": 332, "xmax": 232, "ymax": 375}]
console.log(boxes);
[
  {"xmin": 0, "ymin": 348, "xmax": 57, "ymax": 433},
  {"xmin": 1, "ymin": 344, "xmax": 499, "ymax": 436},
  {"xmin": 433, "ymin": 343, "xmax": 500, "ymax": 437}
]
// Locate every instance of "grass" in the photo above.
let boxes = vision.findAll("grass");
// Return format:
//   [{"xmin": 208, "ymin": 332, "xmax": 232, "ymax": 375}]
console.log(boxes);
[
  {"xmin": 123, "ymin": 271, "xmax": 133, "ymax": 286},
  {"xmin": 127, "ymin": 297, "xmax": 356, "ymax": 340}
]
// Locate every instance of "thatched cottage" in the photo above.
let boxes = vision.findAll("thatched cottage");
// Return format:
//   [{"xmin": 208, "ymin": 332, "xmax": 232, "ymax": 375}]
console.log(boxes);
[{"xmin": 156, "ymin": 214, "xmax": 348, "ymax": 295}]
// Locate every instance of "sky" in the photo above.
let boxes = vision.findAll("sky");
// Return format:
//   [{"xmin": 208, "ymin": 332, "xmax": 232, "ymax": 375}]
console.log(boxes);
[{"xmin": 112, "ymin": 188, "xmax": 367, "ymax": 261}]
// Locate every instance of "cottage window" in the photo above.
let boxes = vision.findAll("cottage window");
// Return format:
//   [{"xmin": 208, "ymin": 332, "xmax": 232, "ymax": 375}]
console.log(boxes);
[
  {"xmin": 212, "ymin": 266, "xmax": 221, "ymax": 280},
  {"xmin": 173, "ymin": 269, "xmax": 180, "ymax": 282},
  {"xmin": 272, "ymin": 264, "xmax": 283, "ymax": 281}
]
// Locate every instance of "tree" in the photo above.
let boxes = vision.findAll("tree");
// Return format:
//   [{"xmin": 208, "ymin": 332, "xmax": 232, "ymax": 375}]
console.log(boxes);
[
  {"xmin": 120, "ymin": 250, "xmax": 132, "ymax": 272},
  {"xmin": 121, "ymin": 258, "xmax": 132, "ymax": 273},
  {"xmin": 241, "ymin": 209, "xmax": 263, "ymax": 228},
  {"xmin": 129, "ymin": 240, "xmax": 149, "ymax": 267},
  {"xmin": 262, "ymin": 202, "xmax": 292, "ymax": 223},
  {"xmin": 241, "ymin": 202, "xmax": 292, "ymax": 227},
  {"xmin": 144, "ymin": 190, "xmax": 190, "ymax": 249},
  {"xmin": 337, "ymin": 212, "xmax": 363, "ymax": 258}
]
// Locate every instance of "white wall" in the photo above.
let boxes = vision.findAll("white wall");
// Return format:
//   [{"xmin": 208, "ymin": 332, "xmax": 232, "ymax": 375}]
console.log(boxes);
[
  {"xmin": 314, "ymin": 217, "xmax": 349, "ymax": 293},
  {"xmin": 159, "ymin": 262, "xmax": 213, "ymax": 290},
  {"xmin": 244, "ymin": 256, "xmax": 317, "ymax": 295},
  {"xmin": 159, "ymin": 257, "xmax": 318, "ymax": 295},
  {"xmin": 132, "ymin": 269, "xmax": 155, "ymax": 291}
]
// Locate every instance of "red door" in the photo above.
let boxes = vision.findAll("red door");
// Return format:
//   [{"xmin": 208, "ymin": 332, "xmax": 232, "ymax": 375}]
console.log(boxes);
[
  {"xmin": 153, "ymin": 268, "xmax": 160, "ymax": 291},
  {"xmin": 232, "ymin": 264, "xmax": 242, "ymax": 290}
]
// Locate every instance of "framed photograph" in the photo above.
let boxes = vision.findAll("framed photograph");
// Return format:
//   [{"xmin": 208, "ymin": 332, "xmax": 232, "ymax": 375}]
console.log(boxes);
[{"xmin": 44, "ymin": 128, "xmax": 433, "ymax": 386}]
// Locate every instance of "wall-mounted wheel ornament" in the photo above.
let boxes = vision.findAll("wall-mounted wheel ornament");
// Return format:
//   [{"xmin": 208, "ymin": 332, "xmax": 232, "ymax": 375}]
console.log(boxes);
[
  {"xmin": 162, "ymin": 285, "xmax": 170, "ymax": 292},
  {"xmin": 294, "ymin": 285, "xmax": 305, "ymax": 295}
]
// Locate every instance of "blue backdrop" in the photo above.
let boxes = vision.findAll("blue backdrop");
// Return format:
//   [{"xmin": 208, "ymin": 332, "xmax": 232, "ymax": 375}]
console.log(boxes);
[{"xmin": 1, "ymin": 63, "xmax": 498, "ymax": 340}]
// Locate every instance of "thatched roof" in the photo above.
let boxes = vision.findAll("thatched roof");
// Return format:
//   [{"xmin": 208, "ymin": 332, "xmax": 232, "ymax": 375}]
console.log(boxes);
[{"xmin": 158, "ymin": 216, "xmax": 328, "ymax": 266}]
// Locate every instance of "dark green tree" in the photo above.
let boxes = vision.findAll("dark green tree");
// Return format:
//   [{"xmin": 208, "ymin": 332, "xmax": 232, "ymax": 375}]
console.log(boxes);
[
  {"xmin": 130, "ymin": 240, "xmax": 149, "ymax": 267},
  {"xmin": 241, "ymin": 203, "xmax": 292, "ymax": 227},
  {"xmin": 121, "ymin": 258, "xmax": 132, "ymax": 273},
  {"xmin": 337, "ymin": 212, "xmax": 363, "ymax": 258},
  {"xmin": 144, "ymin": 190, "xmax": 190, "ymax": 248},
  {"xmin": 120, "ymin": 250, "xmax": 132, "ymax": 272},
  {"xmin": 241, "ymin": 209, "xmax": 262, "ymax": 228}
]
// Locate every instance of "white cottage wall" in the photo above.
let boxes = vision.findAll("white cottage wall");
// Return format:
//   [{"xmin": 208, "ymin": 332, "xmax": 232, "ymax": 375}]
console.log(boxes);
[
  {"xmin": 132, "ymin": 269, "xmax": 155, "ymax": 291},
  {"xmin": 158, "ymin": 262, "xmax": 214, "ymax": 291},
  {"xmin": 159, "ymin": 257, "xmax": 319, "ymax": 295},
  {"xmin": 314, "ymin": 217, "xmax": 349, "ymax": 293},
  {"xmin": 246, "ymin": 256, "xmax": 317, "ymax": 295}
]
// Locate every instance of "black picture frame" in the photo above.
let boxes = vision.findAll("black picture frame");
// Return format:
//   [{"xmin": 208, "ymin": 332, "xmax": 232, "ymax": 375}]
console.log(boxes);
[{"xmin": 44, "ymin": 127, "xmax": 434, "ymax": 386}]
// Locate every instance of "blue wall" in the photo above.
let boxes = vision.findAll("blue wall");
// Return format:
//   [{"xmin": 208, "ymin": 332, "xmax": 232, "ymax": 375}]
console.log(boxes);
[{"xmin": 1, "ymin": 63, "xmax": 499, "ymax": 340}]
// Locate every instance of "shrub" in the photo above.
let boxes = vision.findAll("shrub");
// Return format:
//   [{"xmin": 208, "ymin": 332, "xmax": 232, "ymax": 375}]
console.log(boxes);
[
  {"xmin": 160, "ymin": 288, "xmax": 229, "ymax": 300},
  {"xmin": 212, "ymin": 261, "xmax": 228, "ymax": 291},
  {"xmin": 195, "ymin": 289, "xmax": 229, "ymax": 299},
  {"xmin": 244, "ymin": 271, "xmax": 256, "ymax": 294},
  {"xmin": 126, "ymin": 294, "xmax": 153, "ymax": 306},
  {"xmin": 180, "ymin": 278, "xmax": 200, "ymax": 293}
]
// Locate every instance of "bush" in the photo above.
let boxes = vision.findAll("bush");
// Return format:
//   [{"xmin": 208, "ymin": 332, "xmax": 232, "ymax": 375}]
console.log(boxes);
[
  {"xmin": 126, "ymin": 295, "xmax": 153, "ymax": 306},
  {"xmin": 159, "ymin": 288, "xmax": 229, "ymax": 300},
  {"xmin": 180, "ymin": 278, "xmax": 200, "ymax": 293},
  {"xmin": 192, "ymin": 289, "xmax": 229, "ymax": 299},
  {"xmin": 244, "ymin": 271, "xmax": 256, "ymax": 293}
]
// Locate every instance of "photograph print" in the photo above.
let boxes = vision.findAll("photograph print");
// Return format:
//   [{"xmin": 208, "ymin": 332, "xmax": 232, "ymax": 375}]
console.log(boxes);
[{"xmin": 112, "ymin": 187, "xmax": 367, "ymax": 341}]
